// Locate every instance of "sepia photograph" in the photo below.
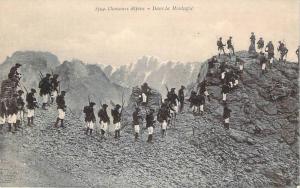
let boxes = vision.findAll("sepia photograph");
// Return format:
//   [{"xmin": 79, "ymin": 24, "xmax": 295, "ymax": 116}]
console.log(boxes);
[{"xmin": 0, "ymin": 0, "xmax": 299, "ymax": 187}]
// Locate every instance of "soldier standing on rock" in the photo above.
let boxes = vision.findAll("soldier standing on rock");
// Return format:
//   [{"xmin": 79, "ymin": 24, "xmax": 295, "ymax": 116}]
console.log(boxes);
[
  {"xmin": 146, "ymin": 109, "xmax": 155, "ymax": 143},
  {"xmin": 26, "ymin": 89, "xmax": 38, "ymax": 127},
  {"xmin": 221, "ymin": 83, "xmax": 230, "ymax": 104},
  {"xmin": 157, "ymin": 103, "xmax": 171, "ymax": 137},
  {"xmin": 83, "ymin": 102, "xmax": 96, "ymax": 135},
  {"xmin": 227, "ymin": 36, "xmax": 235, "ymax": 57},
  {"xmin": 217, "ymin": 37, "xmax": 226, "ymax": 57},
  {"xmin": 188, "ymin": 91, "xmax": 197, "ymax": 114},
  {"xmin": 7, "ymin": 94, "xmax": 18, "ymax": 133},
  {"xmin": 140, "ymin": 83, "xmax": 150, "ymax": 105},
  {"xmin": 50, "ymin": 74, "xmax": 60, "ymax": 104},
  {"xmin": 16, "ymin": 90, "xmax": 25, "ymax": 128},
  {"xmin": 249, "ymin": 32, "xmax": 256, "ymax": 53},
  {"xmin": 0, "ymin": 101, "xmax": 6, "ymax": 133},
  {"xmin": 54, "ymin": 91, "xmax": 66, "ymax": 128},
  {"xmin": 223, "ymin": 105, "xmax": 232, "ymax": 130},
  {"xmin": 257, "ymin": 37, "xmax": 264, "ymax": 53},
  {"xmin": 277, "ymin": 41, "xmax": 288, "ymax": 62},
  {"xmin": 265, "ymin": 41, "xmax": 275, "ymax": 66},
  {"xmin": 98, "ymin": 104, "xmax": 110, "ymax": 137},
  {"xmin": 132, "ymin": 107, "xmax": 141, "ymax": 141},
  {"xmin": 198, "ymin": 79, "xmax": 211, "ymax": 102},
  {"xmin": 39, "ymin": 73, "xmax": 52, "ymax": 110},
  {"xmin": 111, "ymin": 104, "xmax": 122, "ymax": 139},
  {"xmin": 236, "ymin": 57, "xmax": 244, "ymax": 75},
  {"xmin": 178, "ymin": 85, "xmax": 185, "ymax": 113}
]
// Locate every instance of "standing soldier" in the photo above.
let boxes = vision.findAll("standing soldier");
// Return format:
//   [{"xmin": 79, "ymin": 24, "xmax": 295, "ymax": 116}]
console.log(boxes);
[
  {"xmin": 236, "ymin": 57, "xmax": 244, "ymax": 75},
  {"xmin": 198, "ymin": 79, "xmax": 211, "ymax": 101},
  {"xmin": 249, "ymin": 32, "xmax": 256, "ymax": 53},
  {"xmin": 257, "ymin": 37, "xmax": 264, "ymax": 53},
  {"xmin": 223, "ymin": 105, "xmax": 232, "ymax": 130},
  {"xmin": 188, "ymin": 91, "xmax": 197, "ymax": 113},
  {"xmin": 26, "ymin": 89, "xmax": 38, "ymax": 126},
  {"xmin": 140, "ymin": 83, "xmax": 150, "ymax": 105},
  {"xmin": 146, "ymin": 109, "xmax": 155, "ymax": 143},
  {"xmin": 50, "ymin": 74, "xmax": 60, "ymax": 104},
  {"xmin": 259, "ymin": 52, "xmax": 267, "ymax": 74},
  {"xmin": 178, "ymin": 85, "xmax": 185, "ymax": 113},
  {"xmin": 157, "ymin": 102, "xmax": 171, "ymax": 137},
  {"xmin": 132, "ymin": 107, "xmax": 141, "ymax": 141},
  {"xmin": 265, "ymin": 41, "xmax": 275, "ymax": 66},
  {"xmin": 39, "ymin": 73, "xmax": 52, "ymax": 110},
  {"xmin": 277, "ymin": 41, "xmax": 288, "ymax": 62},
  {"xmin": 0, "ymin": 101, "xmax": 6, "ymax": 133},
  {"xmin": 7, "ymin": 94, "xmax": 18, "ymax": 132},
  {"xmin": 8, "ymin": 63, "xmax": 22, "ymax": 85},
  {"xmin": 111, "ymin": 104, "xmax": 122, "ymax": 139},
  {"xmin": 16, "ymin": 90, "xmax": 25, "ymax": 128},
  {"xmin": 227, "ymin": 36, "xmax": 235, "ymax": 57},
  {"xmin": 98, "ymin": 104, "xmax": 110, "ymax": 137},
  {"xmin": 54, "ymin": 91, "xmax": 66, "ymax": 128},
  {"xmin": 217, "ymin": 37, "xmax": 226, "ymax": 57},
  {"xmin": 83, "ymin": 102, "xmax": 96, "ymax": 135},
  {"xmin": 221, "ymin": 84, "xmax": 230, "ymax": 104},
  {"xmin": 296, "ymin": 46, "xmax": 299, "ymax": 63},
  {"xmin": 167, "ymin": 88, "xmax": 179, "ymax": 113}
]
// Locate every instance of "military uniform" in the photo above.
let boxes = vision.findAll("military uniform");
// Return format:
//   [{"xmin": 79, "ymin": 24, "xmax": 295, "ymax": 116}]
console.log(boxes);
[
  {"xmin": 217, "ymin": 37, "xmax": 225, "ymax": 56},
  {"xmin": 98, "ymin": 104, "xmax": 110, "ymax": 136},
  {"xmin": 26, "ymin": 89, "xmax": 38, "ymax": 126},
  {"xmin": 111, "ymin": 104, "xmax": 122, "ymax": 139},
  {"xmin": 16, "ymin": 90, "xmax": 25, "ymax": 127},
  {"xmin": 265, "ymin": 41, "xmax": 275, "ymax": 65},
  {"xmin": 50, "ymin": 74, "xmax": 60, "ymax": 104},
  {"xmin": 157, "ymin": 105, "xmax": 170, "ymax": 137},
  {"xmin": 54, "ymin": 91, "xmax": 66, "ymax": 128},
  {"xmin": 83, "ymin": 102, "xmax": 96, "ymax": 135},
  {"xmin": 257, "ymin": 38, "xmax": 264, "ymax": 52},
  {"xmin": 132, "ymin": 107, "xmax": 142, "ymax": 140},
  {"xmin": 227, "ymin": 37, "xmax": 235, "ymax": 56},
  {"xmin": 178, "ymin": 86, "xmax": 185, "ymax": 112},
  {"xmin": 39, "ymin": 74, "xmax": 52, "ymax": 110},
  {"xmin": 0, "ymin": 101, "xmax": 6, "ymax": 132},
  {"xmin": 223, "ymin": 106, "xmax": 232, "ymax": 130},
  {"xmin": 221, "ymin": 84, "xmax": 230, "ymax": 103},
  {"xmin": 7, "ymin": 95, "xmax": 18, "ymax": 132},
  {"xmin": 146, "ymin": 109, "xmax": 155, "ymax": 143}
]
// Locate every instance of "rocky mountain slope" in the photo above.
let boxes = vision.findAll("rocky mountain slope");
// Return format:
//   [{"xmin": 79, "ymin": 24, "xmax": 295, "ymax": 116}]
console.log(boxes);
[{"xmin": 103, "ymin": 56, "xmax": 202, "ymax": 97}]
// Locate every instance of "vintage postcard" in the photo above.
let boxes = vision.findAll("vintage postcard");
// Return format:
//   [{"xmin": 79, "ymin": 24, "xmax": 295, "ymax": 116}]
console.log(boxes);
[{"xmin": 0, "ymin": 0, "xmax": 299, "ymax": 187}]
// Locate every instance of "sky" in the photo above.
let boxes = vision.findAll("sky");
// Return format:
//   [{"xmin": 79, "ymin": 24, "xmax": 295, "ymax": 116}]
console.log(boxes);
[{"xmin": 0, "ymin": 0, "xmax": 299, "ymax": 66}]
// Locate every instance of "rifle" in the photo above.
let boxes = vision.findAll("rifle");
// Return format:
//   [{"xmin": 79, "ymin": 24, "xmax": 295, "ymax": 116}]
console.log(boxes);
[
  {"xmin": 39, "ymin": 71, "xmax": 44, "ymax": 80},
  {"xmin": 164, "ymin": 84, "xmax": 169, "ymax": 93}
]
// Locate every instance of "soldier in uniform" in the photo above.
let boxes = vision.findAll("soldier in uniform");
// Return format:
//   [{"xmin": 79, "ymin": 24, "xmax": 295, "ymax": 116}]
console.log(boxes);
[
  {"xmin": 98, "ymin": 104, "xmax": 110, "ymax": 136},
  {"xmin": 54, "ymin": 91, "xmax": 66, "ymax": 128},
  {"xmin": 140, "ymin": 83, "xmax": 150, "ymax": 105},
  {"xmin": 221, "ymin": 83, "xmax": 230, "ymax": 104},
  {"xmin": 277, "ymin": 41, "xmax": 288, "ymax": 62},
  {"xmin": 178, "ymin": 85, "xmax": 185, "ymax": 113},
  {"xmin": 217, "ymin": 37, "xmax": 226, "ymax": 57},
  {"xmin": 188, "ymin": 91, "xmax": 197, "ymax": 113},
  {"xmin": 16, "ymin": 90, "xmax": 25, "ymax": 128},
  {"xmin": 26, "ymin": 89, "xmax": 38, "ymax": 126},
  {"xmin": 7, "ymin": 94, "xmax": 18, "ymax": 132},
  {"xmin": 198, "ymin": 79, "xmax": 211, "ymax": 101},
  {"xmin": 257, "ymin": 37, "xmax": 264, "ymax": 53},
  {"xmin": 250, "ymin": 32, "xmax": 256, "ymax": 46},
  {"xmin": 83, "ymin": 102, "xmax": 96, "ymax": 135},
  {"xmin": 265, "ymin": 41, "xmax": 275, "ymax": 66},
  {"xmin": 223, "ymin": 105, "xmax": 232, "ymax": 130},
  {"xmin": 227, "ymin": 36, "xmax": 235, "ymax": 57},
  {"xmin": 157, "ymin": 103, "xmax": 171, "ymax": 137},
  {"xmin": 198, "ymin": 94, "xmax": 205, "ymax": 115},
  {"xmin": 132, "ymin": 107, "xmax": 142, "ymax": 141},
  {"xmin": 259, "ymin": 52, "xmax": 268, "ymax": 74},
  {"xmin": 146, "ymin": 109, "xmax": 155, "ymax": 143},
  {"xmin": 8, "ymin": 63, "xmax": 22, "ymax": 85},
  {"xmin": 167, "ymin": 88, "xmax": 179, "ymax": 112},
  {"xmin": 39, "ymin": 73, "xmax": 52, "ymax": 110},
  {"xmin": 50, "ymin": 74, "xmax": 60, "ymax": 104},
  {"xmin": 111, "ymin": 104, "xmax": 122, "ymax": 139},
  {"xmin": 219, "ymin": 61, "xmax": 227, "ymax": 83},
  {"xmin": 0, "ymin": 100, "xmax": 6, "ymax": 133}
]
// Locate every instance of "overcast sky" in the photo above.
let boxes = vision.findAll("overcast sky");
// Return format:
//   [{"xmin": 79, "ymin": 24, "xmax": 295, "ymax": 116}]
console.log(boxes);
[{"xmin": 0, "ymin": 0, "xmax": 299, "ymax": 66}]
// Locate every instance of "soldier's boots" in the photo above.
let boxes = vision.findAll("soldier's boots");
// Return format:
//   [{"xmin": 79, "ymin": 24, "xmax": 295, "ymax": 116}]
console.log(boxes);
[
  {"xmin": 134, "ymin": 133, "xmax": 138, "ymax": 141},
  {"xmin": 147, "ymin": 134, "xmax": 153, "ymax": 143},
  {"xmin": 89, "ymin": 129, "xmax": 93, "ymax": 135},
  {"xmin": 54, "ymin": 118, "xmax": 60, "ymax": 127},
  {"xmin": 13, "ymin": 123, "xmax": 18, "ymax": 132},
  {"xmin": 224, "ymin": 123, "xmax": 229, "ymax": 130},
  {"xmin": 117, "ymin": 130, "xmax": 120, "ymax": 138},
  {"xmin": 60, "ymin": 119, "xmax": 64, "ymax": 128},
  {"xmin": 101, "ymin": 129, "xmax": 105, "ymax": 136},
  {"xmin": 31, "ymin": 117, "xmax": 34, "ymax": 126},
  {"xmin": 8, "ymin": 124, "xmax": 12, "ymax": 132},
  {"xmin": 27, "ymin": 117, "xmax": 31, "ymax": 126},
  {"xmin": 16, "ymin": 120, "xmax": 21, "ymax": 128},
  {"xmin": 85, "ymin": 128, "xmax": 90, "ymax": 135},
  {"xmin": 51, "ymin": 98, "xmax": 54, "ymax": 104},
  {"xmin": 114, "ymin": 130, "xmax": 118, "ymax": 139},
  {"xmin": 162, "ymin": 130, "xmax": 166, "ymax": 137}
]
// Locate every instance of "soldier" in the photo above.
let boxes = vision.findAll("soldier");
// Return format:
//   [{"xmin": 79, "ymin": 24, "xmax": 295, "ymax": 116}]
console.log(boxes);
[
  {"xmin": 7, "ymin": 94, "xmax": 18, "ymax": 132},
  {"xmin": 54, "ymin": 91, "xmax": 66, "ymax": 128},
  {"xmin": 198, "ymin": 79, "xmax": 211, "ymax": 101},
  {"xmin": 50, "ymin": 74, "xmax": 60, "ymax": 104},
  {"xmin": 233, "ymin": 72, "xmax": 239, "ymax": 88},
  {"xmin": 227, "ymin": 36, "xmax": 235, "ymax": 57},
  {"xmin": 111, "ymin": 104, "xmax": 122, "ymax": 139},
  {"xmin": 39, "ymin": 73, "xmax": 52, "ymax": 110},
  {"xmin": 217, "ymin": 37, "xmax": 226, "ymax": 57},
  {"xmin": 140, "ymin": 83, "xmax": 150, "ymax": 105},
  {"xmin": 26, "ymin": 89, "xmax": 38, "ymax": 126},
  {"xmin": 167, "ymin": 88, "xmax": 179, "ymax": 113},
  {"xmin": 250, "ymin": 32, "xmax": 256, "ymax": 46},
  {"xmin": 188, "ymin": 91, "xmax": 197, "ymax": 113},
  {"xmin": 259, "ymin": 52, "xmax": 267, "ymax": 74},
  {"xmin": 221, "ymin": 83, "xmax": 230, "ymax": 103},
  {"xmin": 223, "ymin": 105, "xmax": 232, "ymax": 130},
  {"xmin": 0, "ymin": 101, "xmax": 6, "ymax": 133},
  {"xmin": 178, "ymin": 85, "xmax": 185, "ymax": 113},
  {"xmin": 16, "ymin": 90, "xmax": 25, "ymax": 128},
  {"xmin": 157, "ymin": 104, "xmax": 170, "ymax": 137},
  {"xmin": 236, "ymin": 57, "xmax": 244, "ymax": 75},
  {"xmin": 296, "ymin": 46, "xmax": 299, "ymax": 63},
  {"xmin": 98, "ymin": 104, "xmax": 110, "ymax": 136},
  {"xmin": 257, "ymin": 37, "xmax": 264, "ymax": 52},
  {"xmin": 277, "ymin": 41, "xmax": 288, "ymax": 62},
  {"xmin": 265, "ymin": 41, "xmax": 275, "ymax": 65},
  {"xmin": 249, "ymin": 32, "xmax": 256, "ymax": 53},
  {"xmin": 146, "ymin": 109, "xmax": 155, "ymax": 143},
  {"xmin": 83, "ymin": 102, "xmax": 96, "ymax": 135},
  {"xmin": 8, "ymin": 63, "xmax": 22, "ymax": 85},
  {"xmin": 219, "ymin": 61, "xmax": 227, "ymax": 83},
  {"xmin": 132, "ymin": 107, "xmax": 142, "ymax": 140}
]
